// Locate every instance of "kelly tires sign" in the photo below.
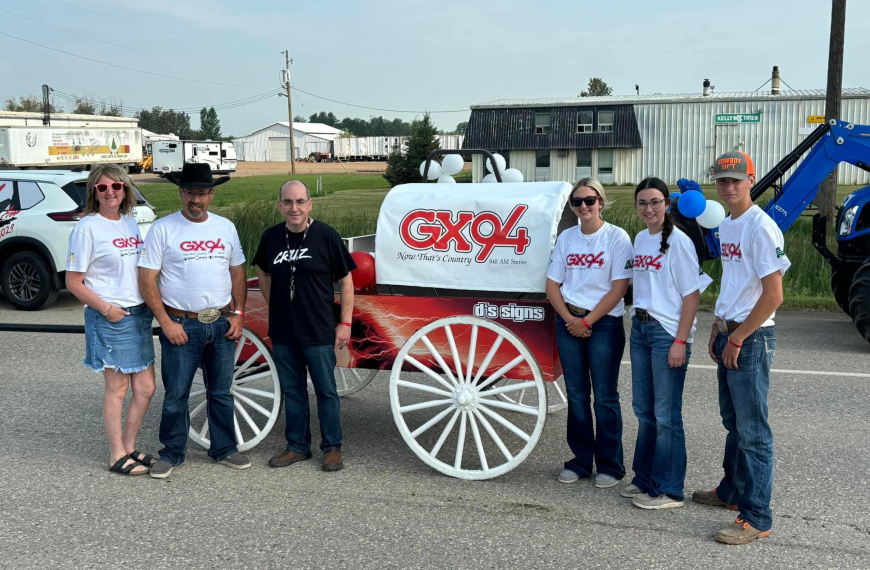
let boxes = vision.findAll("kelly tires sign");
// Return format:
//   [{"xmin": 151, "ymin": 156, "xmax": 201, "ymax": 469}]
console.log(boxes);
[{"xmin": 715, "ymin": 113, "xmax": 761, "ymax": 124}]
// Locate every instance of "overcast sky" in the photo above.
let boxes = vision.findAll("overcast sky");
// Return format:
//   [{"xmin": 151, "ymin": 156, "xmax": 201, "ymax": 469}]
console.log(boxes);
[{"xmin": 1, "ymin": 0, "xmax": 868, "ymax": 137}]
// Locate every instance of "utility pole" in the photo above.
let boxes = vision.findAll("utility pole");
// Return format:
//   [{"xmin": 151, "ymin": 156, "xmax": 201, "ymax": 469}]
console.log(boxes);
[
  {"xmin": 283, "ymin": 50, "xmax": 296, "ymax": 174},
  {"xmin": 819, "ymin": 0, "xmax": 846, "ymax": 227}
]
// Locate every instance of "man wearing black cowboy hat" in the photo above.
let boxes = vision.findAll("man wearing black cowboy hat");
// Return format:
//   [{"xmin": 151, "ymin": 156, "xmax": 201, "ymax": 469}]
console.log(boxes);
[{"xmin": 138, "ymin": 163, "xmax": 250, "ymax": 478}]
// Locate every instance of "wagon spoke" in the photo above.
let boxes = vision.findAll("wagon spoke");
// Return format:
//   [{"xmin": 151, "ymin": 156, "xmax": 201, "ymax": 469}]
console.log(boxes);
[
  {"xmin": 396, "ymin": 380, "xmax": 452, "ymax": 398},
  {"xmin": 429, "ymin": 409, "xmax": 461, "ymax": 458},
  {"xmin": 234, "ymin": 399, "xmax": 261, "ymax": 435},
  {"xmin": 477, "ymin": 404, "xmax": 531, "ymax": 442},
  {"xmin": 234, "ymin": 386, "xmax": 276, "ymax": 400},
  {"xmin": 233, "ymin": 370, "xmax": 273, "ymax": 385},
  {"xmin": 338, "ymin": 368, "xmax": 349, "ymax": 392},
  {"xmin": 234, "ymin": 335, "xmax": 246, "ymax": 365},
  {"xmin": 234, "ymin": 349, "xmax": 263, "ymax": 377},
  {"xmin": 419, "ymin": 335, "xmax": 459, "ymax": 387},
  {"xmin": 398, "ymin": 399, "xmax": 454, "ymax": 414},
  {"xmin": 476, "ymin": 354, "xmax": 525, "ymax": 391},
  {"xmin": 471, "ymin": 335, "xmax": 504, "ymax": 386},
  {"xmin": 478, "ymin": 398, "xmax": 540, "ymax": 416},
  {"xmin": 232, "ymin": 412, "xmax": 244, "ymax": 445},
  {"xmin": 443, "ymin": 325, "xmax": 464, "ymax": 385},
  {"xmin": 552, "ymin": 381, "xmax": 567, "ymax": 404},
  {"xmin": 468, "ymin": 411, "xmax": 488, "ymax": 472},
  {"xmin": 473, "ymin": 409, "xmax": 513, "ymax": 462},
  {"xmin": 454, "ymin": 411, "xmax": 467, "ymax": 470},
  {"xmin": 199, "ymin": 419, "xmax": 209, "ymax": 438},
  {"xmin": 404, "ymin": 355, "xmax": 456, "ymax": 391},
  {"xmin": 233, "ymin": 391, "xmax": 272, "ymax": 417},
  {"xmin": 189, "ymin": 388, "xmax": 207, "ymax": 399},
  {"xmin": 465, "ymin": 325, "xmax": 478, "ymax": 385},
  {"xmin": 478, "ymin": 380, "xmax": 537, "ymax": 398},
  {"xmin": 189, "ymin": 399, "xmax": 207, "ymax": 420},
  {"xmin": 411, "ymin": 405, "xmax": 456, "ymax": 439}
]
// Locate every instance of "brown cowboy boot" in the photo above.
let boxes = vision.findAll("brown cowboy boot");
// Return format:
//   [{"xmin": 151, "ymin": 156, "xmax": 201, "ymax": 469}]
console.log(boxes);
[
  {"xmin": 322, "ymin": 447, "xmax": 344, "ymax": 472},
  {"xmin": 268, "ymin": 449, "xmax": 312, "ymax": 468}
]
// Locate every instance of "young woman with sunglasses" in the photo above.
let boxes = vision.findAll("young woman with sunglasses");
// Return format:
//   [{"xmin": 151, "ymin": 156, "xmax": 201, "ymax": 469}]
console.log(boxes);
[
  {"xmin": 546, "ymin": 177, "xmax": 634, "ymax": 488},
  {"xmin": 66, "ymin": 164, "xmax": 157, "ymax": 476},
  {"xmin": 621, "ymin": 177, "xmax": 712, "ymax": 509}
]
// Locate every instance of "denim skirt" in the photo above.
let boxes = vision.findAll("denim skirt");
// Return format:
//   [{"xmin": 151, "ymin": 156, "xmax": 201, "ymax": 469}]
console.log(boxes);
[{"xmin": 83, "ymin": 304, "xmax": 155, "ymax": 373}]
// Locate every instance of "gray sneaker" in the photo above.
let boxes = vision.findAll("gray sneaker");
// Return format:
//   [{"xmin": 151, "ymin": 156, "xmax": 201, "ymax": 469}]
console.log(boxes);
[
  {"xmin": 218, "ymin": 452, "xmax": 251, "ymax": 469},
  {"xmin": 557, "ymin": 468, "xmax": 580, "ymax": 484},
  {"xmin": 620, "ymin": 483, "xmax": 643, "ymax": 498},
  {"xmin": 594, "ymin": 473, "xmax": 619, "ymax": 488},
  {"xmin": 632, "ymin": 493, "xmax": 684, "ymax": 510},
  {"xmin": 149, "ymin": 459, "xmax": 176, "ymax": 479}
]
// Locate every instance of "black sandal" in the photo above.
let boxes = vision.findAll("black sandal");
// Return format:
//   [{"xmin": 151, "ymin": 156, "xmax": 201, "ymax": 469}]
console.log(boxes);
[
  {"xmin": 130, "ymin": 450, "xmax": 157, "ymax": 467},
  {"xmin": 109, "ymin": 455, "xmax": 148, "ymax": 476}
]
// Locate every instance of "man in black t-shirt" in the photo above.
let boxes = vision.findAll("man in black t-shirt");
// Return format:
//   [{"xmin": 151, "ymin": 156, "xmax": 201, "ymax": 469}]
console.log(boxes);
[{"xmin": 253, "ymin": 180, "xmax": 356, "ymax": 472}]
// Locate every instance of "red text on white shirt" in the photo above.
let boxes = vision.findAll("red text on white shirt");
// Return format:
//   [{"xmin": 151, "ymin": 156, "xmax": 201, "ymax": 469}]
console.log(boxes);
[
  {"xmin": 634, "ymin": 254, "xmax": 664, "ymax": 271},
  {"xmin": 721, "ymin": 242, "xmax": 743, "ymax": 260},
  {"xmin": 180, "ymin": 239, "xmax": 226, "ymax": 253},
  {"xmin": 113, "ymin": 236, "xmax": 144, "ymax": 249},
  {"xmin": 566, "ymin": 251, "xmax": 605, "ymax": 268}
]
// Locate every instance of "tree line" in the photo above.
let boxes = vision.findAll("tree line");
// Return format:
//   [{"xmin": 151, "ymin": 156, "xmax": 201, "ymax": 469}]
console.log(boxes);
[{"xmin": 299, "ymin": 111, "xmax": 467, "ymax": 137}]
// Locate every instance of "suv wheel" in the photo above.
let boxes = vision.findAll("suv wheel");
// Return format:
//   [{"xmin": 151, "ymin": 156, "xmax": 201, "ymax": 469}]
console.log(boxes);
[{"xmin": 1, "ymin": 251, "xmax": 59, "ymax": 311}]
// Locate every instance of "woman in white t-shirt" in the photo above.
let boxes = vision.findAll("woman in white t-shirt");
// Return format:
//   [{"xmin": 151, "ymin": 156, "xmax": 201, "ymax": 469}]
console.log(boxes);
[
  {"xmin": 65, "ymin": 165, "xmax": 157, "ymax": 476},
  {"xmin": 546, "ymin": 178, "xmax": 634, "ymax": 489},
  {"xmin": 621, "ymin": 177, "xmax": 712, "ymax": 509}
]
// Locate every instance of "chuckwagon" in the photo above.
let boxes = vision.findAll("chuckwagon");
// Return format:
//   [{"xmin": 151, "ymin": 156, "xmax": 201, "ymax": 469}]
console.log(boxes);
[{"xmin": 185, "ymin": 151, "xmax": 577, "ymax": 480}]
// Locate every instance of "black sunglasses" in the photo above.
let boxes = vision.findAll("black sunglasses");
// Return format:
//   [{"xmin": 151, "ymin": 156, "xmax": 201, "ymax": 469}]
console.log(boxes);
[{"xmin": 571, "ymin": 196, "xmax": 600, "ymax": 208}]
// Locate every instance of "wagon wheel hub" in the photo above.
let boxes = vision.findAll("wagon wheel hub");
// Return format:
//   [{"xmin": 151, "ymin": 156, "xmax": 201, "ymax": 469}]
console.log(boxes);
[{"xmin": 454, "ymin": 386, "xmax": 477, "ymax": 410}]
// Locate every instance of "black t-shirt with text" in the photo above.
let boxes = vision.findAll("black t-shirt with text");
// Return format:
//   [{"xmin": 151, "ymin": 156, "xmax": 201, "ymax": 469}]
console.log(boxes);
[{"xmin": 252, "ymin": 220, "xmax": 356, "ymax": 346}]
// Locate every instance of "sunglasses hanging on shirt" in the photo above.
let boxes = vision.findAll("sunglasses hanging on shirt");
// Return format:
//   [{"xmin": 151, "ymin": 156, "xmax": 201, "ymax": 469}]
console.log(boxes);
[{"xmin": 284, "ymin": 220, "xmax": 311, "ymax": 302}]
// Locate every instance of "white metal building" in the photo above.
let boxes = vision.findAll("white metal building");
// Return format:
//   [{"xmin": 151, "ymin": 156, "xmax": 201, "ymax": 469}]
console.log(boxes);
[
  {"xmin": 231, "ymin": 122, "xmax": 341, "ymax": 161},
  {"xmin": 464, "ymin": 87, "xmax": 870, "ymax": 186},
  {"xmin": 0, "ymin": 110, "xmax": 139, "ymax": 128}
]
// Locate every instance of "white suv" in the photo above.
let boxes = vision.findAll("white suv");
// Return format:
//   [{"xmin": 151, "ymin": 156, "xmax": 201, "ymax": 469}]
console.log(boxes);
[{"xmin": 0, "ymin": 170, "xmax": 156, "ymax": 310}]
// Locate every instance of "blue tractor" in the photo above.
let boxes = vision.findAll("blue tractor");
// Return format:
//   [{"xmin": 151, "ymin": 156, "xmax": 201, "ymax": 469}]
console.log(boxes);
[{"xmin": 672, "ymin": 120, "xmax": 870, "ymax": 344}]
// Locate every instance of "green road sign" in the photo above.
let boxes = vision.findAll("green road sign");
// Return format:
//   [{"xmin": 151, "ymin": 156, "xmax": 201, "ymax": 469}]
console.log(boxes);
[{"xmin": 715, "ymin": 113, "xmax": 761, "ymax": 124}]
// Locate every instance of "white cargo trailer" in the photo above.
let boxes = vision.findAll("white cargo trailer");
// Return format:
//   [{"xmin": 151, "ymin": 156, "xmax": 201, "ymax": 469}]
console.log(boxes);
[
  {"xmin": 151, "ymin": 140, "xmax": 237, "ymax": 176},
  {"xmin": 333, "ymin": 134, "xmax": 464, "ymax": 161},
  {"xmin": 0, "ymin": 126, "xmax": 143, "ymax": 171}
]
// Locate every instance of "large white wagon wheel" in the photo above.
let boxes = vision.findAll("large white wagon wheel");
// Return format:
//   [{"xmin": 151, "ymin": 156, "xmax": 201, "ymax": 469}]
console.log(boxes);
[
  {"xmin": 390, "ymin": 316, "xmax": 547, "ymax": 480},
  {"xmin": 496, "ymin": 375, "xmax": 568, "ymax": 414},
  {"xmin": 188, "ymin": 327, "xmax": 282, "ymax": 452},
  {"xmin": 307, "ymin": 367, "xmax": 378, "ymax": 397}
]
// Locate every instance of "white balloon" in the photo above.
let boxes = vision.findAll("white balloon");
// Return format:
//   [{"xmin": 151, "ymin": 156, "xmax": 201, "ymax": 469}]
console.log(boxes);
[
  {"xmin": 502, "ymin": 168, "xmax": 524, "ymax": 183},
  {"xmin": 696, "ymin": 200, "xmax": 727, "ymax": 229},
  {"xmin": 441, "ymin": 154, "xmax": 464, "ymax": 176},
  {"xmin": 482, "ymin": 173, "xmax": 496, "ymax": 183},
  {"xmin": 485, "ymin": 153, "xmax": 506, "ymax": 174},
  {"xmin": 437, "ymin": 174, "xmax": 456, "ymax": 183},
  {"xmin": 419, "ymin": 160, "xmax": 442, "ymax": 180}
]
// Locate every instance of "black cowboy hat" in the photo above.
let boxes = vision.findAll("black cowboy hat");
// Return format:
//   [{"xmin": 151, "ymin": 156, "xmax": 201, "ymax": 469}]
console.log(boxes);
[{"xmin": 164, "ymin": 163, "xmax": 230, "ymax": 189}]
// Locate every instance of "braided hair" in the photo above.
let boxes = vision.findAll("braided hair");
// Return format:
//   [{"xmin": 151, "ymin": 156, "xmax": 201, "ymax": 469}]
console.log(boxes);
[{"xmin": 635, "ymin": 177, "xmax": 673, "ymax": 254}]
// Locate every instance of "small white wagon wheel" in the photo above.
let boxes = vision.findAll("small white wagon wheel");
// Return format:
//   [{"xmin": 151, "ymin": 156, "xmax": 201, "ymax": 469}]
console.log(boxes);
[
  {"xmin": 390, "ymin": 315, "xmax": 547, "ymax": 480},
  {"xmin": 496, "ymin": 375, "xmax": 568, "ymax": 414},
  {"xmin": 188, "ymin": 327, "xmax": 282, "ymax": 452},
  {"xmin": 308, "ymin": 367, "xmax": 378, "ymax": 397}
]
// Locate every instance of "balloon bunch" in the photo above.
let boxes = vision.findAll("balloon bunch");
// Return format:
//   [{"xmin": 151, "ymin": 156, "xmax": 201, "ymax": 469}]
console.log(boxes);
[
  {"xmin": 419, "ymin": 154, "xmax": 465, "ymax": 183},
  {"xmin": 672, "ymin": 178, "xmax": 726, "ymax": 229},
  {"xmin": 482, "ymin": 153, "xmax": 524, "ymax": 183}
]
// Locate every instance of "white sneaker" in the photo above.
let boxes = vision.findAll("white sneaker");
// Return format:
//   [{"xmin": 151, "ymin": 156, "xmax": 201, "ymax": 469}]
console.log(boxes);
[
  {"xmin": 594, "ymin": 473, "xmax": 619, "ymax": 488},
  {"xmin": 632, "ymin": 493, "xmax": 684, "ymax": 510},
  {"xmin": 558, "ymin": 468, "xmax": 580, "ymax": 484},
  {"xmin": 620, "ymin": 483, "xmax": 643, "ymax": 498}
]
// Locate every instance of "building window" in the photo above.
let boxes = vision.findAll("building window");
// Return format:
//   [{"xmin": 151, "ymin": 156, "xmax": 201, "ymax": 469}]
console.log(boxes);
[
  {"xmin": 535, "ymin": 149, "xmax": 550, "ymax": 167},
  {"xmin": 598, "ymin": 149, "xmax": 613, "ymax": 174},
  {"xmin": 535, "ymin": 113, "xmax": 551, "ymax": 135},
  {"xmin": 598, "ymin": 111, "xmax": 614, "ymax": 133},
  {"xmin": 577, "ymin": 111, "xmax": 593, "ymax": 133},
  {"xmin": 576, "ymin": 149, "xmax": 592, "ymax": 168}
]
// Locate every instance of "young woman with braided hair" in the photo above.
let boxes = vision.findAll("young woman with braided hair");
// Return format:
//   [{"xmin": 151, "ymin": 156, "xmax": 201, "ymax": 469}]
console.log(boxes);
[{"xmin": 621, "ymin": 177, "xmax": 712, "ymax": 509}]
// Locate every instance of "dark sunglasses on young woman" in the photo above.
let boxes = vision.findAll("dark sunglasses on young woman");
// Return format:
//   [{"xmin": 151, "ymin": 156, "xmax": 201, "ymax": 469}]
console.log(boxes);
[
  {"xmin": 95, "ymin": 182, "xmax": 126, "ymax": 193},
  {"xmin": 571, "ymin": 196, "xmax": 600, "ymax": 208}
]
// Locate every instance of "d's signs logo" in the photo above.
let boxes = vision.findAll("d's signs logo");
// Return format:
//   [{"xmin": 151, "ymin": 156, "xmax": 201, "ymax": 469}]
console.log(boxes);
[
  {"xmin": 399, "ymin": 205, "xmax": 531, "ymax": 263},
  {"xmin": 180, "ymin": 239, "xmax": 226, "ymax": 252}
]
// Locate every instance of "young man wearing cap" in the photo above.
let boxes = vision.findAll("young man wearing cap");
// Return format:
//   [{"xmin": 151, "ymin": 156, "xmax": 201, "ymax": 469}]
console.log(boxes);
[
  {"xmin": 692, "ymin": 151, "xmax": 790, "ymax": 544},
  {"xmin": 138, "ymin": 163, "xmax": 251, "ymax": 478}
]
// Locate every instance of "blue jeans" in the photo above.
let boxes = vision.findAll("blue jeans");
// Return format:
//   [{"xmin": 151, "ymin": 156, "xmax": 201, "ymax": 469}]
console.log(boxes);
[
  {"xmin": 714, "ymin": 327, "xmax": 776, "ymax": 532},
  {"xmin": 555, "ymin": 312, "xmax": 626, "ymax": 479},
  {"xmin": 629, "ymin": 317, "xmax": 690, "ymax": 500},
  {"xmin": 158, "ymin": 314, "xmax": 238, "ymax": 465},
  {"xmin": 272, "ymin": 343, "xmax": 342, "ymax": 453}
]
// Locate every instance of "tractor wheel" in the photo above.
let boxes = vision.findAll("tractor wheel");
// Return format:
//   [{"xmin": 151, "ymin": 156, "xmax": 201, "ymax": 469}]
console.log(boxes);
[
  {"xmin": 848, "ymin": 258, "xmax": 870, "ymax": 344},
  {"xmin": 831, "ymin": 268, "xmax": 852, "ymax": 317},
  {"xmin": 308, "ymin": 154, "xmax": 318, "ymax": 163}
]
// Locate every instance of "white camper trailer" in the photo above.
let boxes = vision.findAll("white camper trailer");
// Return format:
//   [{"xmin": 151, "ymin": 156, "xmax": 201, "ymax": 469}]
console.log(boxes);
[
  {"xmin": 0, "ymin": 126, "xmax": 142, "ymax": 171},
  {"xmin": 151, "ymin": 140, "xmax": 237, "ymax": 176}
]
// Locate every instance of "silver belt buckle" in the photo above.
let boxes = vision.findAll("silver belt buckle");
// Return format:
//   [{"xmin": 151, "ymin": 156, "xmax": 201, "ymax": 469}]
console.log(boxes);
[
  {"xmin": 715, "ymin": 316, "xmax": 729, "ymax": 336},
  {"xmin": 197, "ymin": 308, "xmax": 221, "ymax": 324}
]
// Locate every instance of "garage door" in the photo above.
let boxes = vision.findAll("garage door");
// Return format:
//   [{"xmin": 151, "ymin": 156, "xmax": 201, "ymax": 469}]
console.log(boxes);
[{"xmin": 269, "ymin": 137, "xmax": 290, "ymax": 161}]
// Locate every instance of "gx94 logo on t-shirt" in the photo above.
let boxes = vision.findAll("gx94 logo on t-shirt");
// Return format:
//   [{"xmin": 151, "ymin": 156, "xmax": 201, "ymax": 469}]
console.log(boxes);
[
  {"xmin": 180, "ymin": 239, "xmax": 226, "ymax": 252},
  {"xmin": 634, "ymin": 254, "xmax": 663, "ymax": 271},
  {"xmin": 113, "ymin": 236, "xmax": 144, "ymax": 249},
  {"xmin": 720, "ymin": 242, "xmax": 743, "ymax": 260},
  {"xmin": 566, "ymin": 252, "xmax": 605, "ymax": 268}
]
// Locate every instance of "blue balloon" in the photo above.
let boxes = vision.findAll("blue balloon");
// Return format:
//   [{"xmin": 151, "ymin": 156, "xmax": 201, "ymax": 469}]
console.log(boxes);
[
  {"xmin": 678, "ymin": 189, "xmax": 706, "ymax": 218},
  {"xmin": 677, "ymin": 178, "xmax": 704, "ymax": 195},
  {"xmin": 669, "ymin": 192, "xmax": 681, "ymax": 202}
]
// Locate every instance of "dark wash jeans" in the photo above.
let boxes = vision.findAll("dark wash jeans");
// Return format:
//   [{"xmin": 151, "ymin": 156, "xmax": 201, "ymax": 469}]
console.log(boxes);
[
  {"xmin": 629, "ymin": 317, "xmax": 690, "ymax": 500},
  {"xmin": 272, "ymin": 343, "xmax": 342, "ymax": 453},
  {"xmin": 714, "ymin": 326, "xmax": 777, "ymax": 532},
  {"xmin": 158, "ymin": 314, "xmax": 238, "ymax": 465},
  {"xmin": 555, "ymin": 311, "xmax": 626, "ymax": 479}
]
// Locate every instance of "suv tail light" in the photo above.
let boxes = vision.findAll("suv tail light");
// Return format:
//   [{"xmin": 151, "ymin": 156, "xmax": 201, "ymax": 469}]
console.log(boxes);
[{"xmin": 47, "ymin": 209, "xmax": 85, "ymax": 222}]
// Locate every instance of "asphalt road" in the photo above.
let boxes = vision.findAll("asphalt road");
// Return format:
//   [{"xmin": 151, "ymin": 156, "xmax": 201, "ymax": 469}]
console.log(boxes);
[{"xmin": 1, "ymin": 292, "xmax": 869, "ymax": 569}]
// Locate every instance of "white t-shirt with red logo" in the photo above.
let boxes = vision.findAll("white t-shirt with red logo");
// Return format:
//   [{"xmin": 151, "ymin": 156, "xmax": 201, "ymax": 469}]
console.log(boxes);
[
  {"xmin": 138, "ymin": 211, "xmax": 245, "ymax": 312},
  {"xmin": 67, "ymin": 213, "xmax": 144, "ymax": 307},
  {"xmin": 715, "ymin": 205, "xmax": 791, "ymax": 326},
  {"xmin": 547, "ymin": 221, "xmax": 634, "ymax": 317},
  {"xmin": 630, "ymin": 227, "xmax": 713, "ymax": 342}
]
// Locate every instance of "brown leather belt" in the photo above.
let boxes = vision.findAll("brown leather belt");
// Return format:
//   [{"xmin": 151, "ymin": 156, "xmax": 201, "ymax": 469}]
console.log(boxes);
[
  {"xmin": 164, "ymin": 304, "xmax": 232, "ymax": 324},
  {"xmin": 715, "ymin": 316, "xmax": 741, "ymax": 335},
  {"xmin": 635, "ymin": 308, "xmax": 658, "ymax": 323},
  {"xmin": 566, "ymin": 303, "xmax": 590, "ymax": 316}
]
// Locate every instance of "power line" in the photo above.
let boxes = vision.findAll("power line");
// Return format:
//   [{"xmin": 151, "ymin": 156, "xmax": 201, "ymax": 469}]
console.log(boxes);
[
  {"xmin": 290, "ymin": 85, "xmax": 469, "ymax": 114},
  {"xmin": 48, "ymin": 0, "xmax": 277, "ymax": 54},
  {"xmin": 49, "ymin": 88, "xmax": 283, "ymax": 115},
  {"xmin": 0, "ymin": 30, "xmax": 270, "ymax": 88},
  {"xmin": 0, "ymin": 7, "xmax": 273, "ymax": 85}
]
